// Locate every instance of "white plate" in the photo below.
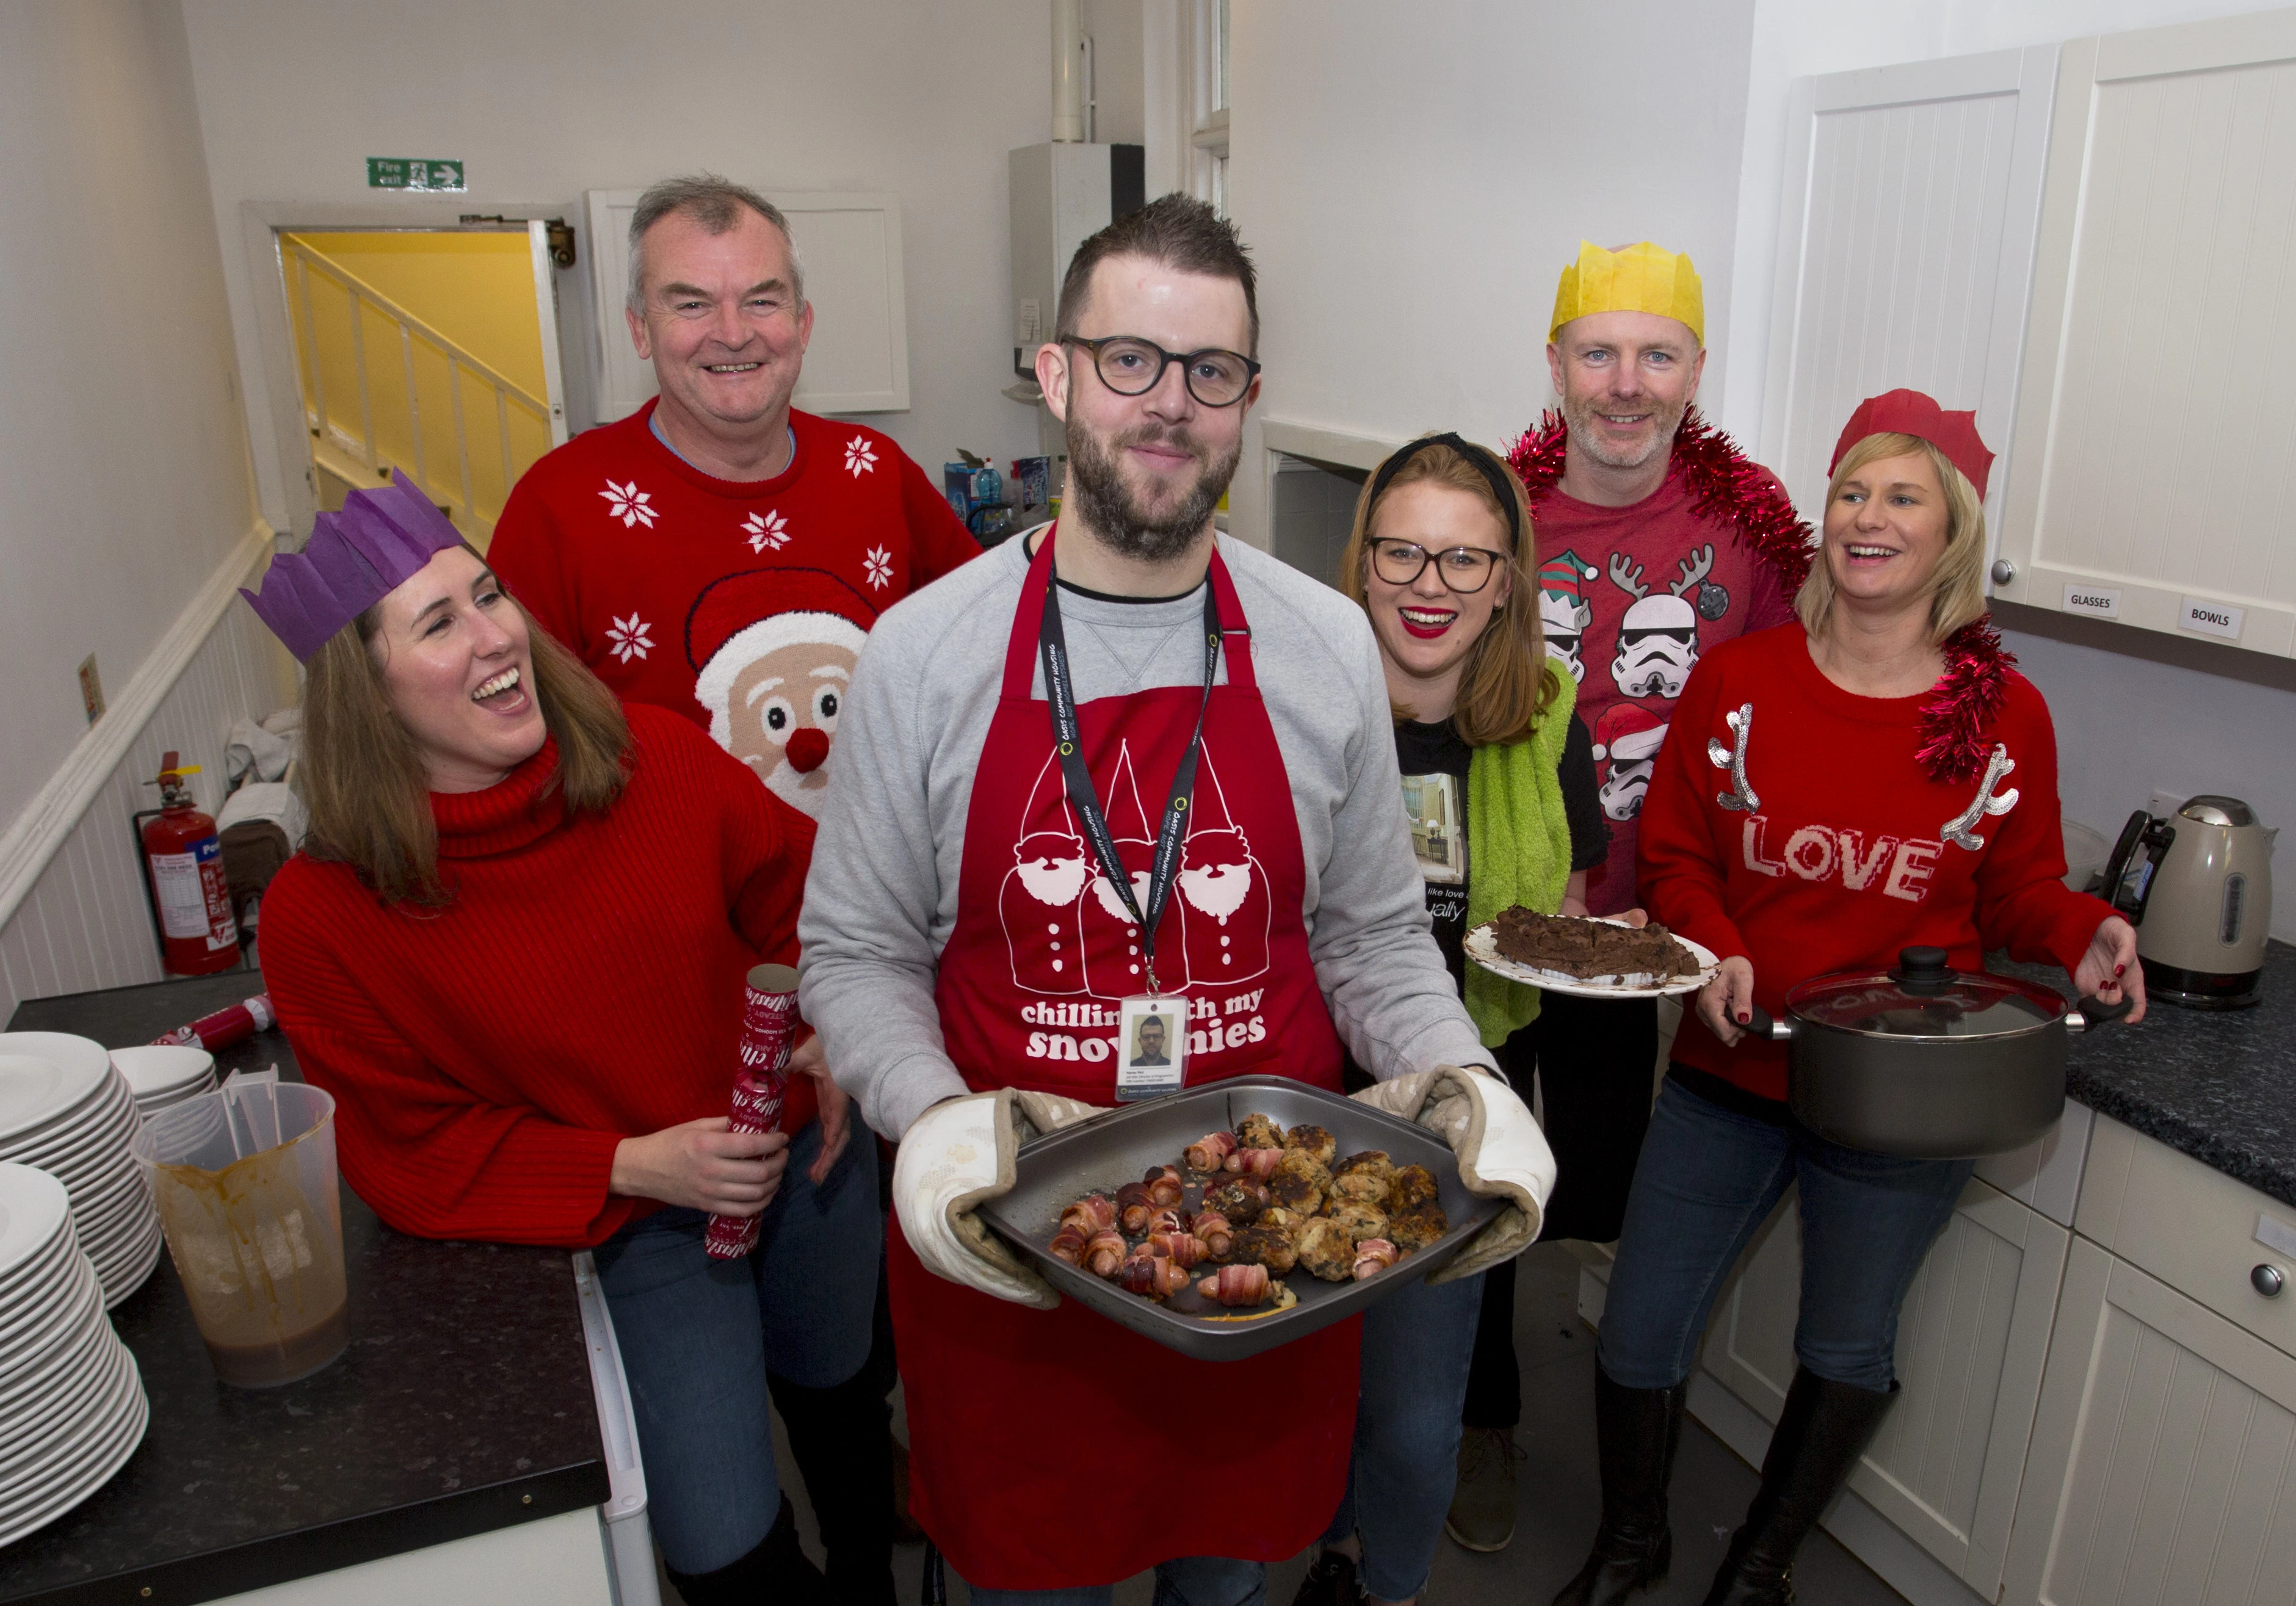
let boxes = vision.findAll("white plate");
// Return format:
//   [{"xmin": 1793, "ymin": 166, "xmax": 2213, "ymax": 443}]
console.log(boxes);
[
  {"xmin": 134, "ymin": 1076, "xmax": 217, "ymax": 1115},
  {"xmin": 95, "ymin": 1226, "xmax": 164, "ymax": 1309},
  {"xmin": 0, "ymin": 1231, "xmax": 77, "ymax": 1320},
  {"xmin": 0, "ymin": 1345, "xmax": 145, "ymax": 1538},
  {"xmin": 0, "ymin": 1036, "xmax": 110, "ymax": 1136},
  {"xmin": 0, "ymin": 1331, "xmax": 121, "ymax": 1479},
  {"xmin": 109, "ymin": 1046, "xmax": 214, "ymax": 1100},
  {"xmin": 0, "ymin": 1284, "xmax": 107, "ymax": 1422},
  {"xmin": 0, "ymin": 1365, "xmax": 147, "ymax": 1547},
  {"xmin": 0, "ymin": 1079, "xmax": 136, "ymax": 1171},
  {"xmin": 0, "ymin": 1058, "xmax": 96, "ymax": 1150},
  {"xmin": 0, "ymin": 1338, "xmax": 140, "ymax": 1492},
  {"xmin": 0, "ymin": 1250, "xmax": 95, "ymax": 1359},
  {"xmin": 1466, "ymin": 919, "xmax": 1721, "ymax": 999},
  {"xmin": 0, "ymin": 1164, "xmax": 70, "ymax": 1284}
]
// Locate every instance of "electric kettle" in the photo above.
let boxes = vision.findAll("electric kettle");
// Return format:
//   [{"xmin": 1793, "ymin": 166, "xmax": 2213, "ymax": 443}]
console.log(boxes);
[{"xmin": 2104, "ymin": 795, "xmax": 2277, "ymax": 1008}]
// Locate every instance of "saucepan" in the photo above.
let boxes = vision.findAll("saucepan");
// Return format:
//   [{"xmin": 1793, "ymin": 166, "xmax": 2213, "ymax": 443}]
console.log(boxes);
[{"xmin": 1740, "ymin": 947, "xmax": 2134, "ymax": 1158}]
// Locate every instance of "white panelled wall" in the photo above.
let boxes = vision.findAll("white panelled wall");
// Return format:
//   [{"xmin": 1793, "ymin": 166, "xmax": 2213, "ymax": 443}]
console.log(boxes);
[{"xmin": 0, "ymin": 599, "xmax": 295, "ymax": 1027}]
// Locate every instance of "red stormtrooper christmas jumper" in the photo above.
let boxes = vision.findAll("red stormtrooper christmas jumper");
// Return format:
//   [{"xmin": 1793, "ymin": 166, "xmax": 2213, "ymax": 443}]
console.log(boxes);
[
  {"xmin": 490, "ymin": 401, "xmax": 977, "ymax": 820},
  {"xmin": 1637, "ymin": 624, "xmax": 2115, "ymax": 1103},
  {"xmin": 1513, "ymin": 412, "xmax": 1802, "ymax": 913}
]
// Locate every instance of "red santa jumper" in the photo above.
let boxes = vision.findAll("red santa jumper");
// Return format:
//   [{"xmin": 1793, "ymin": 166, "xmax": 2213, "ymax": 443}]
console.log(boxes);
[
  {"xmin": 258, "ymin": 706, "xmax": 818, "ymax": 1248},
  {"xmin": 490, "ymin": 402, "xmax": 977, "ymax": 815},
  {"xmin": 1510, "ymin": 411, "xmax": 1804, "ymax": 913},
  {"xmin": 1637, "ymin": 624, "xmax": 2115, "ymax": 1104}
]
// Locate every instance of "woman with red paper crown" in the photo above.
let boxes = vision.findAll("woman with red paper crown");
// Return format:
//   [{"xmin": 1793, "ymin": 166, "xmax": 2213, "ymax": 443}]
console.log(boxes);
[
  {"xmin": 242, "ymin": 483, "xmax": 893, "ymax": 1606},
  {"xmin": 1552, "ymin": 392, "xmax": 2145, "ymax": 1606}
]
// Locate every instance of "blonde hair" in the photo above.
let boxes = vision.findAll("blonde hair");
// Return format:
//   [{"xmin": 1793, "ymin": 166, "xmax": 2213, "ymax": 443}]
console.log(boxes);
[
  {"xmin": 1338, "ymin": 438, "xmax": 1562, "ymax": 748},
  {"xmin": 1797, "ymin": 432, "xmax": 1988, "ymax": 644},
  {"xmin": 299, "ymin": 576, "xmax": 630, "ymax": 906}
]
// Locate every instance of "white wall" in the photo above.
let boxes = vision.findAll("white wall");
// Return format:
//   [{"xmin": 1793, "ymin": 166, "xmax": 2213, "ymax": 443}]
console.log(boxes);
[
  {"xmin": 0, "ymin": 0, "xmax": 264, "ymax": 833},
  {"xmin": 1223, "ymin": 0, "xmax": 1760, "ymax": 543},
  {"xmin": 178, "ymin": 0, "xmax": 1059, "ymax": 538},
  {"xmin": 1728, "ymin": 0, "xmax": 2295, "ymax": 941}
]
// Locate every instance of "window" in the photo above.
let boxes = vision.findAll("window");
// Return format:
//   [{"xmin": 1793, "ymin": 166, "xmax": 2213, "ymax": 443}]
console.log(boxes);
[{"xmin": 1188, "ymin": 0, "xmax": 1229, "ymax": 215}]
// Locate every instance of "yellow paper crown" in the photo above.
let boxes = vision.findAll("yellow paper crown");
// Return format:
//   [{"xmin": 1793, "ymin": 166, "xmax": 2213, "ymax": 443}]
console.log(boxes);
[{"xmin": 1549, "ymin": 241, "xmax": 1704, "ymax": 344}]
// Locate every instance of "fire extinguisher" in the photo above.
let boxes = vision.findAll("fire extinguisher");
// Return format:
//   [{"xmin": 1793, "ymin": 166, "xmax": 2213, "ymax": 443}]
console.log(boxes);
[{"xmin": 140, "ymin": 751, "xmax": 239, "ymax": 977}]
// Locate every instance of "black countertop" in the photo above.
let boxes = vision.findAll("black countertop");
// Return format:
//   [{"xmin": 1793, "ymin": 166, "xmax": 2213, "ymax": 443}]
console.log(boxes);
[
  {"xmin": 0, "ymin": 972, "xmax": 609, "ymax": 1605},
  {"xmin": 1993, "ymin": 939, "xmax": 2296, "ymax": 1210}
]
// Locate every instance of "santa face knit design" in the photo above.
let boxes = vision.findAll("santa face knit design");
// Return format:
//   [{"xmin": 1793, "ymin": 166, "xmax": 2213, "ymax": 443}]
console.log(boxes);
[{"xmin": 488, "ymin": 402, "xmax": 978, "ymax": 819}]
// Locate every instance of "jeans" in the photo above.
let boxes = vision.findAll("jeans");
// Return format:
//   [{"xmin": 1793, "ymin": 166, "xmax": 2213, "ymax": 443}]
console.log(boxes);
[
  {"xmin": 969, "ymin": 1555, "xmax": 1266, "ymax": 1606},
  {"xmin": 1597, "ymin": 1077, "xmax": 1972, "ymax": 1393},
  {"xmin": 1321, "ymin": 1270, "xmax": 1484, "ymax": 1601},
  {"xmin": 592, "ymin": 1120, "xmax": 882, "ymax": 1574}
]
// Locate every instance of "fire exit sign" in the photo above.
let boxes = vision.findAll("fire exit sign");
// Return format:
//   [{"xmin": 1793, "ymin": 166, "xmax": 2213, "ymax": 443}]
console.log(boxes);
[{"xmin": 367, "ymin": 157, "xmax": 465, "ymax": 192}]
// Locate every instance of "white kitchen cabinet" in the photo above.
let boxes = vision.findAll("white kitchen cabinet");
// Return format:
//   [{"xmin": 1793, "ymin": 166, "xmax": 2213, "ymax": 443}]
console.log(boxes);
[
  {"xmin": 1699, "ymin": 1177, "xmax": 2070, "ymax": 1599},
  {"xmin": 1758, "ymin": 45, "xmax": 2057, "ymax": 552},
  {"xmin": 1993, "ymin": 10, "xmax": 2296, "ymax": 657},
  {"xmin": 2000, "ymin": 1239, "xmax": 2296, "ymax": 1604}
]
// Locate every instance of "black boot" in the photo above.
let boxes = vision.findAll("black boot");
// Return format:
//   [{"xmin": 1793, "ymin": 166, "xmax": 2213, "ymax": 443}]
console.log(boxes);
[
  {"xmin": 667, "ymin": 1493, "xmax": 833, "ymax": 1606},
  {"xmin": 1701, "ymin": 1369, "xmax": 1897, "ymax": 1606},
  {"xmin": 1551, "ymin": 1372, "xmax": 1687, "ymax": 1606},
  {"xmin": 770, "ymin": 1366, "xmax": 898, "ymax": 1606}
]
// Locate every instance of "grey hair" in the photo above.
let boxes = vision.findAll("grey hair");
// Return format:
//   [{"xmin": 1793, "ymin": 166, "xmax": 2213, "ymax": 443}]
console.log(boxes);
[{"xmin": 625, "ymin": 173, "xmax": 805, "ymax": 315}]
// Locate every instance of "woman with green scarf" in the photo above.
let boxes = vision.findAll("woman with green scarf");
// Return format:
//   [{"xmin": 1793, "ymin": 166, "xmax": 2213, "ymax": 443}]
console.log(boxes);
[{"xmin": 1292, "ymin": 435, "xmax": 1613, "ymax": 1606}]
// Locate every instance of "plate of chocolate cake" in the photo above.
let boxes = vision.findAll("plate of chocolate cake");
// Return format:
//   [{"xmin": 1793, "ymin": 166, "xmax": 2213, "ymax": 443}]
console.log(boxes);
[{"xmin": 1465, "ymin": 907, "xmax": 1718, "ymax": 998}]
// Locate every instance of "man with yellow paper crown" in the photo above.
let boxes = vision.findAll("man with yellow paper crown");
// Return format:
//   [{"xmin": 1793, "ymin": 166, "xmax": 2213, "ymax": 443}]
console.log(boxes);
[{"xmin": 1438, "ymin": 245, "xmax": 1813, "ymax": 1555}]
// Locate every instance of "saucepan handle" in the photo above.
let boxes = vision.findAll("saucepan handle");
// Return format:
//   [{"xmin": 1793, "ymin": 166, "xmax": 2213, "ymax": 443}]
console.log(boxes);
[
  {"xmin": 1739, "ymin": 1004, "xmax": 1794, "ymax": 1042},
  {"xmin": 2068, "ymin": 993, "xmax": 2136, "ymax": 1032}
]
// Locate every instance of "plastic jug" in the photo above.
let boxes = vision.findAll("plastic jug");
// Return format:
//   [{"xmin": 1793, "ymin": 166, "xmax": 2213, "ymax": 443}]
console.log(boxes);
[{"xmin": 131, "ymin": 1078, "xmax": 347, "ymax": 1387}]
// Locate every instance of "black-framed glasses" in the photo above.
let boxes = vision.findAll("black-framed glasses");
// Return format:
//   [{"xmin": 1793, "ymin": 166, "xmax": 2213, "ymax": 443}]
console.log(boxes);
[
  {"xmin": 1063, "ymin": 335, "xmax": 1261, "ymax": 407},
  {"xmin": 1369, "ymin": 540, "xmax": 1505, "ymax": 595}
]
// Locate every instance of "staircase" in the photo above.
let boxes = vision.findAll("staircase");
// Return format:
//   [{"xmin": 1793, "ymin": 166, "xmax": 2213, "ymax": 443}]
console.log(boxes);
[{"xmin": 282, "ymin": 235, "xmax": 562, "ymax": 547}]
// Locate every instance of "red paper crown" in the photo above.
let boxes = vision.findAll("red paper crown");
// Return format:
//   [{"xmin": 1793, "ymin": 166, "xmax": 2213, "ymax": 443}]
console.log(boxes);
[{"xmin": 1828, "ymin": 389, "xmax": 1994, "ymax": 501}]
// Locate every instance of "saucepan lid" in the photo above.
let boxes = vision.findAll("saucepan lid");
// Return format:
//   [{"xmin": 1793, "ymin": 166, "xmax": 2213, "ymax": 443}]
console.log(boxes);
[{"xmin": 1784, "ymin": 947, "xmax": 2067, "ymax": 1041}]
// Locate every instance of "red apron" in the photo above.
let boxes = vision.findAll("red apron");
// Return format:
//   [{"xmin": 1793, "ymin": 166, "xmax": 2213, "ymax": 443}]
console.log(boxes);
[{"xmin": 891, "ymin": 532, "xmax": 1360, "ymax": 1588}]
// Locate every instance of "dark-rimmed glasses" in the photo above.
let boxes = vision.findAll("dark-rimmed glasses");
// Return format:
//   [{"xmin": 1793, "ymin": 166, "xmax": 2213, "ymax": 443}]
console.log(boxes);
[
  {"xmin": 1063, "ymin": 335, "xmax": 1261, "ymax": 407},
  {"xmin": 1369, "ymin": 540, "xmax": 1505, "ymax": 595}
]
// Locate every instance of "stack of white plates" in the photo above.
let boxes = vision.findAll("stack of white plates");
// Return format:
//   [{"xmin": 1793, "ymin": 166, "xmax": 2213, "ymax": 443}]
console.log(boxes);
[
  {"xmin": 0, "ymin": 1162, "xmax": 148, "ymax": 1547},
  {"xmin": 0, "ymin": 1035, "xmax": 164, "ymax": 1308},
  {"xmin": 109, "ymin": 1045, "xmax": 219, "ymax": 1118}
]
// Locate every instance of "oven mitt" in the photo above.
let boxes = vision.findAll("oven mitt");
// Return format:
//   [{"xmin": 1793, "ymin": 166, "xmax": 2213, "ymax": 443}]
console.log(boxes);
[
  {"xmin": 891, "ymin": 1087, "xmax": 1110, "ymax": 1310},
  {"xmin": 1352, "ymin": 1065, "xmax": 1555, "ymax": 1283}
]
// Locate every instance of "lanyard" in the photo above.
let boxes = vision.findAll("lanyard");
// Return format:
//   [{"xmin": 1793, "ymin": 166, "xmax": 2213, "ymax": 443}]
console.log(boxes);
[{"xmin": 1038, "ymin": 566, "xmax": 1223, "ymax": 996}]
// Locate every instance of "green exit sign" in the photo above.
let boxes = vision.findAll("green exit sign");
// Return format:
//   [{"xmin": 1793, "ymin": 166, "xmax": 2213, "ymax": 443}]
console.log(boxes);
[{"xmin": 367, "ymin": 157, "xmax": 465, "ymax": 192}]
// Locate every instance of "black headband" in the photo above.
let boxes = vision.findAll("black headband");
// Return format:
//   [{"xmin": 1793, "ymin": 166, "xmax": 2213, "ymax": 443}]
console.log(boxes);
[{"xmin": 1366, "ymin": 432, "xmax": 1523, "ymax": 552}]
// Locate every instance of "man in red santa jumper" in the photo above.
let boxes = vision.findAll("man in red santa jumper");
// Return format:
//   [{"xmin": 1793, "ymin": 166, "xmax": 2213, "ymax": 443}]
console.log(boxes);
[
  {"xmin": 490, "ymin": 174, "xmax": 977, "ymax": 812},
  {"xmin": 1445, "ymin": 242, "xmax": 1814, "ymax": 1549}
]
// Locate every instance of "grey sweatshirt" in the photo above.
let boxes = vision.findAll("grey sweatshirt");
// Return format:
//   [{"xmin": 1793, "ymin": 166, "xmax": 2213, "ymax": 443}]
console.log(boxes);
[{"xmin": 798, "ymin": 530, "xmax": 1497, "ymax": 1140}]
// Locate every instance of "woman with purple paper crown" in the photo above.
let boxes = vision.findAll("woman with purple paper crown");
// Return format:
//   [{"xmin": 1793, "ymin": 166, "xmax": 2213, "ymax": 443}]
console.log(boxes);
[{"xmin": 244, "ymin": 480, "xmax": 893, "ymax": 1605}]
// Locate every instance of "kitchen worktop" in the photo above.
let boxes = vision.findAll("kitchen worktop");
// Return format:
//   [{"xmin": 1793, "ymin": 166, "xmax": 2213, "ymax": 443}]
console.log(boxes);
[
  {"xmin": 1996, "ymin": 938, "xmax": 2296, "ymax": 1212},
  {"xmin": 0, "ymin": 971, "xmax": 609, "ymax": 1606}
]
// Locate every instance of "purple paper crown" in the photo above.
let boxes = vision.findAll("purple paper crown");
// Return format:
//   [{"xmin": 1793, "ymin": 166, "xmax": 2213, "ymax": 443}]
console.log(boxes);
[{"xmin": 241, "ymin": 481, "xmax": 466, "ymax": 661}]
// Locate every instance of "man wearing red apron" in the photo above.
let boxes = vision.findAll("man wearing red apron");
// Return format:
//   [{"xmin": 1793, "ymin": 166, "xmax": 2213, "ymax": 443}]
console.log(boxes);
[{"xmin": 800, "ymin": 197, "xmax": 1537, "ymax": 1600}]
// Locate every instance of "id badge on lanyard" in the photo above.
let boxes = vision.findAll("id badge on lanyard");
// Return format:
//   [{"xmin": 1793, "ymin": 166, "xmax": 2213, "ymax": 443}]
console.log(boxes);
[{"xmin": 1038, "ymin": 560, "xmax": 1223, "ymax": 1102}]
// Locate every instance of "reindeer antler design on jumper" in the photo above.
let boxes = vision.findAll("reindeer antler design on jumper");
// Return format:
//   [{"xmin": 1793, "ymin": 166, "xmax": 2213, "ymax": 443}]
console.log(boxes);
[
  {"xmin": 1670, "ymin": 544, "xmax": 1714, "ymax": 597},
  {"xmin": 1706, "ymin": 703, "xmax": 1759, "ymax": 813},
  {"xmin": 1941, "ymin": 743, "xmax": 2019, "ymax": 850},
  {"xmin": 1607, "ymin": 552, "xmax": 1650, "ymax": 600}
]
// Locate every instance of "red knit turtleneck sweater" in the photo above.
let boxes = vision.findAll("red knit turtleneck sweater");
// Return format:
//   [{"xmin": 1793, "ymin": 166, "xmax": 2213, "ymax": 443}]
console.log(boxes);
[{"xmin": 260, "ymin": 704, "xmax": 816, "ymax": 1248}]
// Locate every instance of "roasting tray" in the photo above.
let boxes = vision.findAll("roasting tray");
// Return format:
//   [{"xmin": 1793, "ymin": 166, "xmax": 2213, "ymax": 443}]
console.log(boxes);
[{"xmin": 975, "ymin": 1076, "xmax": 1504, "ymax": 1362}]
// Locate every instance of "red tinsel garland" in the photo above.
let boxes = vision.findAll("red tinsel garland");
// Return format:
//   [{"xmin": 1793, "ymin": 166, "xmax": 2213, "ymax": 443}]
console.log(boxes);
[
  {"xmin": 1505, "ymin": 406, "xmax": 1814, "ymax": 595},
  {"xmin": 1506, "ymin": 406, "xmax": 2014, "ymax": 783},
  {"xmin": 1916, "ymin": 620, "xmax": 2018, "ymax": 783}
]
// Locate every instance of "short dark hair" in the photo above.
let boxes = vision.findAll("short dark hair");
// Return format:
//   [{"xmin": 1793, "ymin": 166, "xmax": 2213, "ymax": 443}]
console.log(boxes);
[
  {"xmin": 626, "ymin": 173, "xmax": 802, "ymax": 313},
  {"xmin": 1054, "ymin": 193, "xmax": 1259, "ymax": 356}
]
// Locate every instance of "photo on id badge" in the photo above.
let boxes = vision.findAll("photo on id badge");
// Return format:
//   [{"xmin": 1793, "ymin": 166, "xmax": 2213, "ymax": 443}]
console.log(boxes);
[
  {"xmin": 1116, "ymin": 996, "xmax": 1185, "ymax": 1101},
  {"xmin": 1402, "ymin": 773, "xmax": 1465, "ymax": 884}
]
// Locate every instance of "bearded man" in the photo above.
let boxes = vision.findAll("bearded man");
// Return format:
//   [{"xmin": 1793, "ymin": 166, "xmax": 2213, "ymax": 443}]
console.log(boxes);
[
  {"xmin": 797, "ymin": 195, "xmax": 1552, "ymax": 1603},
  {"xmin": 1443, "ymin": 242, "xmax": 1813, "ymax": 1556}
]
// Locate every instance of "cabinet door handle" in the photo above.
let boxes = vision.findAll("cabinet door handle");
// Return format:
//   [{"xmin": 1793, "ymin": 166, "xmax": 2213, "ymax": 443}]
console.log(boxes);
[
  {"xmin": 2254, "ymin": 1263, "xmax": 2287, "ymax": 1297},
  {"xmin": 1990, "ymin": 559, "xmax": 2017, "ymax": 586}
]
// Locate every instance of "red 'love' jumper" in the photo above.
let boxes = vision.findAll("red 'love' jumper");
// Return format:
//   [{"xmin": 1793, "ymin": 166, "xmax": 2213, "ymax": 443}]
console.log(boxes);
[
  {"xmin": 1637, "ymin": 624, "xmax": 2115, "ymax": 1103},
  {"xmin": 258, "ymin": 706, "xmax": 816, "ymax": 1247}
]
